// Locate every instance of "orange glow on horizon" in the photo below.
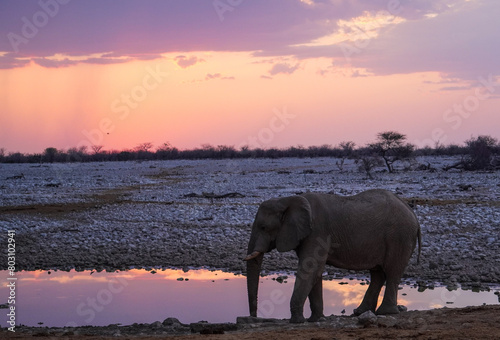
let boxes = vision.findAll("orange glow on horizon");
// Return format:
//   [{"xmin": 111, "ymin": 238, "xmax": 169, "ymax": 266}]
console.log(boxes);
[{"xmin": 2, "ymin": 52, "xmax": 499, "ymax": 154}]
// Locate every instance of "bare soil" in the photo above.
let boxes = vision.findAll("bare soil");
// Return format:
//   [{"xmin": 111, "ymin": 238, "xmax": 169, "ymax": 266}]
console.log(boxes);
[{"xmin": 2, "ymin": 305, "xmax": 499, "ymax": 339}]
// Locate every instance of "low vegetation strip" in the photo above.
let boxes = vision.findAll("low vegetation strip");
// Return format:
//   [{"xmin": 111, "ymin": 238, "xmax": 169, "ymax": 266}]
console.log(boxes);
[{"xmin": 405, "ymin": 197, "xmax": 500, "ymax": 207}]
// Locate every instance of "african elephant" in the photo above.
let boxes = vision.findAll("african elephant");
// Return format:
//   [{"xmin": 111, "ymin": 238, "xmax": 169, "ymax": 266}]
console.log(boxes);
[{"xmin": 244, "ymin": 189, "xmax": 421, "ymax": 323}]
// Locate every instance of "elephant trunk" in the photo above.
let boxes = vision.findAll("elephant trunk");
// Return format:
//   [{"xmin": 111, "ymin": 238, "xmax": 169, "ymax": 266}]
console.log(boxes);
[
  {"xmin": 245, "ymin": 225, "xmax": 273, "ymax": 317},
  {"xmin": 246, "ymin": 251, "xmax": 264, "ymax": 317}
]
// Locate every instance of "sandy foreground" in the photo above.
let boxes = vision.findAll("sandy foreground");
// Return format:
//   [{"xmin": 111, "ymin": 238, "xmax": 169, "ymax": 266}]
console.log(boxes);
[{"xmin": 1, "ymin": 156, "xmax": 499, "ymax": 337}]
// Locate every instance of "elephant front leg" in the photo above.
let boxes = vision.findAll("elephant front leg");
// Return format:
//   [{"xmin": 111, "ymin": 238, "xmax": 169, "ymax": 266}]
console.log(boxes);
[
  {"xmin": 290, "ymin": 258, "xmax": 326, "ymax": 323},
  {"xmin": 289, "ymin": 278, "xmax": 308, "ymax": 323}
]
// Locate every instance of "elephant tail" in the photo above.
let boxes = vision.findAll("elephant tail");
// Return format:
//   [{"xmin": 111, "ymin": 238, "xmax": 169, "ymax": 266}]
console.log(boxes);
[{"xmin": 416, "ymin": 225, "xmax": 422, "ymax": 265}]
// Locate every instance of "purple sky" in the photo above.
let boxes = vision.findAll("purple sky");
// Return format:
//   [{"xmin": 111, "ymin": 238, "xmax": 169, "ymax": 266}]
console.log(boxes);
[
  {"xmin": 2, "ymin": 0, "xmax": 499, "ymax": 80},
  {"xmin": 1, "ymin": 0, "xmax": 499, "ymax": 152}
]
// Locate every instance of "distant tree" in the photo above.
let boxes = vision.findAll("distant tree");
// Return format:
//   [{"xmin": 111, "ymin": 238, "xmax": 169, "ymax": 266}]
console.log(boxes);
[
  {"xmin": 355, "ymin": 149, "xmax": 383, "ymax": 180},
  {"xmin": 239, "ymin": 145, "xmax": 252, "ymax": 158},
  {"xmin": 117, "ymin": 150, "xmax": 134, "ymax": 161},
  {"xmin": 336, "ymin": 141, "xmax": 356, "ymax": 172},
  {"xmin": 135, "ymin": 142, "xmax": 154, "ymax": 152},
  {"xmin": 308, "ymin": 144, "xmax": 336, "ymax": 157},
  {"xmin": 78, "ymin": 145, "xmax": 88, "ymax": 154},
  {"xmin": 91, "ymin": 145, "xmax": 104, "ymax": 154},
  {"xmin": 67, "ymin": 146, "xmax": 87, "ymax": 162},
  {"xmin": 368, "ymin": 131, "xmax": 414, "ymax": 173},
  {"xmin": 201, "ymin": 144, "xmax": 214, "ymax": 151},
  {"xmin": 6, "ymin": 152, "xmax": 27, "ymax": 163},
  {"xmin": 339, "ymin": 141, "xmax": 356, "ymax": 157},
  {"xmin": 43, "ymin": 147, "xmax": 58, "ymax": 163},
  {"xmin": 156, "ymin": 142, "xmax": 179, "ymax": 159},
  {"xmin": 157, "ymin": 142, "xmax": 173, "ymax": 152},
  {"xmin": 215, "ymin": 145, "xmax": 237, "ymax": 158},
  {"xmin": 286, "ymin": 145, "xmax": 307, "ymax": 158}
]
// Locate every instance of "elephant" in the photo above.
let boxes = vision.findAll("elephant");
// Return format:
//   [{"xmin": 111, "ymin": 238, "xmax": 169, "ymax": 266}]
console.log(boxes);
[{"xmin": 244, "ymin": 189, "xmax": 421, "ymax": 323}]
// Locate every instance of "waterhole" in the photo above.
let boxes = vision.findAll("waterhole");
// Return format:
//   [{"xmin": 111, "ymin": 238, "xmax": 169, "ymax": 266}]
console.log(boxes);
[{"xmin": 1, "ymin": 269, "xmax": 498, "ymax": 327}]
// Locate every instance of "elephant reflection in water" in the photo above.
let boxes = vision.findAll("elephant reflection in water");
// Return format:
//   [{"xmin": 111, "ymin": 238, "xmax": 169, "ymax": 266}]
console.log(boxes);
[{"xmin": 244, "ymin": 189, "xmax": 421, "ymax": 323}]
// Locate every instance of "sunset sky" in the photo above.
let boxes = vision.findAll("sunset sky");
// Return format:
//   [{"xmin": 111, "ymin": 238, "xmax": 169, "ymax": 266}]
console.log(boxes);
[{"xmin": 1, "ymin": 0, "xmax": 499, "ymax": 153}]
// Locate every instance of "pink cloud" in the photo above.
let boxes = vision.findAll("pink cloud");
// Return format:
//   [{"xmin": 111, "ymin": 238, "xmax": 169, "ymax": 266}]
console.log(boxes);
[
  {"xmin": 33, "ymin": 57, "xmax": 78, "ymax": 68},
  {"xmin": 269, "ymin": 62, "xmax": 300, "ymax": 75},
  {"xmin": 0, "ymin": 52, "xmax": 30, "ymax": 69},
  {"xmin": 175, "ymin": 55, "xmax": 205, "ymax": 68},
  {"xmin": 205, "ymin": 73, "xmax": 235, "ymax": 80},
  {"xmin": 0, "ymin": 0, "xmax": 497, "ymax": 81}
]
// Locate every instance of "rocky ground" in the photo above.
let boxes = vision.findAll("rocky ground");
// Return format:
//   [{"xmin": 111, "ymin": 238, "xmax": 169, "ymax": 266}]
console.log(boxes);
[
  {"xmin": 2, "ymin": 305, "xmax": 500, "ymax": 339},
  {"xmin": 1, "ymin": 156, "xmax": 499, "ymax": 337}
]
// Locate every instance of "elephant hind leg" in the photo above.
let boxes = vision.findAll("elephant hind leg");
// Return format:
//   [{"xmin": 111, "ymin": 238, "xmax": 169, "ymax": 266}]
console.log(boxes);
[
  {"xmin": 307, "ymin": 275, "xmax": 325, "ymax": 322},
  {"xmin": 376, "ymin": 274, "xmax": 401, "ymax": 315},
  {"xmin": 353, "ymin": 269, "xmax": 385, "ymax": 316},
  {"xmin": 376, "ymin": 266, "xmax": 403, "ymax": 315},
  {"xmin": 376, "ymin": 243, "xmax": 413, "ymax": 315}
]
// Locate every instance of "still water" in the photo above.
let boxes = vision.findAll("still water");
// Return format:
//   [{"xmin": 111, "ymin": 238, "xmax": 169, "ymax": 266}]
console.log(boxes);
[{"xmin": 1, "ymin": 269, "xmax": 498, "ymax": 327}]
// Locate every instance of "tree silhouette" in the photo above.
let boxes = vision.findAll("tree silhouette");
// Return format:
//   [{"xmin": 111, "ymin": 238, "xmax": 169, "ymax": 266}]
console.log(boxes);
[
  {"xmin": 43, "ymin": 147, "xmax": 58, "ymax": 163},
  {"xmin": 336, "ymin": 141, "xmax": 356, "ymax": 172},
  {"xmin": 135, "ymin": 142, "xmax": 154, "ymax": 152},
  {"xmin": 91, "ymin": 145, "xmax": 104, "ymax": 154},
  {"xmin": 368, "ymin": 131, "xmax": 414, "ymax": 173}
]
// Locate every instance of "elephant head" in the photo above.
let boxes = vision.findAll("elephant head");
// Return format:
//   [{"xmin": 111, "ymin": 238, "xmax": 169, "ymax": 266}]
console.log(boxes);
[{"xmin": 244, "ymin": 195, "xmax": 312, "ymax": 317}]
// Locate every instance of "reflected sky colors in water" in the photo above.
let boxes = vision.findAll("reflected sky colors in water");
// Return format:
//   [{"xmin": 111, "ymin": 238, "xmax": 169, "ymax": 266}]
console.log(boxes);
[{"xmin": 1, "ymin": 269, "xmax": 498, "ymax": 327}]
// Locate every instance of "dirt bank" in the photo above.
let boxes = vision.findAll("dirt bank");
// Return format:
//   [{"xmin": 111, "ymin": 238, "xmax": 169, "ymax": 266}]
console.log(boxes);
[{"xmin": 2, "ymin": 305, "xmax": 500, "ymax": 339}]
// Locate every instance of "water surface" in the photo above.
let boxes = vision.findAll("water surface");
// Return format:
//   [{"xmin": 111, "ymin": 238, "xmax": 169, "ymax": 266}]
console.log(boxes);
[{"xmin": 1, "ymin": 269, "xmax": 498, "ymax": 327}]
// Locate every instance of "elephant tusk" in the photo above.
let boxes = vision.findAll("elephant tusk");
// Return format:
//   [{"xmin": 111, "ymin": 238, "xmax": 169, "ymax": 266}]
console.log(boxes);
[{"xmin": 243, "ymin": 251, "xmax": 262, "ymax": 261}]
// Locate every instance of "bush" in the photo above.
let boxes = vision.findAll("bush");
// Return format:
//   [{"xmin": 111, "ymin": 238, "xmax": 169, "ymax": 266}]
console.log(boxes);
[{"xmin": 464, "ymin": 135, "xmax": 498, "ymax": 170}]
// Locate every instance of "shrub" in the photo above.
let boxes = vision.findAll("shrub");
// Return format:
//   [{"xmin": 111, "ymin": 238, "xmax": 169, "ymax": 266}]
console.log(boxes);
[{"xmin": 463, "ymin": 135, "xmax": 498, "ymax": 170}]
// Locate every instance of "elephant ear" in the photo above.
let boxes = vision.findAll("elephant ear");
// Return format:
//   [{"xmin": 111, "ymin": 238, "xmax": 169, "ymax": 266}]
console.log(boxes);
[{"xmin": 276, "ymin": 196, "xmax": 312, "ymax": 252}]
